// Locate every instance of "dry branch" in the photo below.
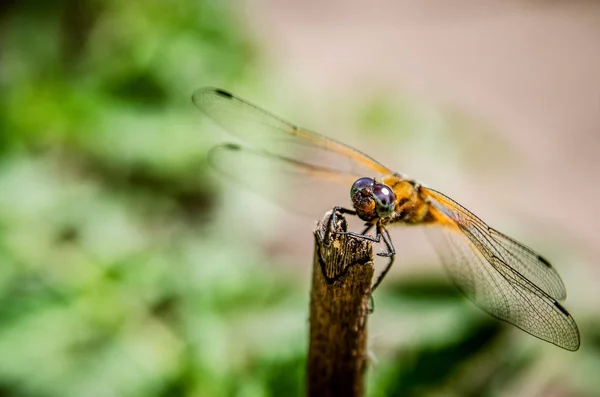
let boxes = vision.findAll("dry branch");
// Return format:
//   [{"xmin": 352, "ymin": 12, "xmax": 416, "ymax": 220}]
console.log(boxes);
[{"xmin": 307, "ymin": 210, "xmax": 375, "ymax": 397}]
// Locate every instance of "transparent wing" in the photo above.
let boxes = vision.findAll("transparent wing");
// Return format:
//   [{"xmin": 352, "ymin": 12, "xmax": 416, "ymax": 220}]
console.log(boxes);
[
  {"xmin": 422, "ymin": 188, "xmax": 580, "ymax": 351},
  {"xmin": 422, "ymin": 187, "xmax": 567, "ymax": 300},
  {"xmin": 427, "ymin": 224, "xmax": 580, "ymax": 350},
  {"xmin": 210, "ymin": 143, "xmax": 361, "ymax": 186},
  {"xmin": 208, "ymin": 143, "xmax": 358, "ymax": 217},
  {"xmin": 193, "ymin": 87, "xmax": 394, "ymax": 178}
]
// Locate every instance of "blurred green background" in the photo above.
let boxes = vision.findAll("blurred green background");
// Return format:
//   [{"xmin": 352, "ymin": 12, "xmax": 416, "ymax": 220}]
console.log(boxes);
[{"xmin": 1, "ymin": 1, "xmax": 599, "ymax": 396}]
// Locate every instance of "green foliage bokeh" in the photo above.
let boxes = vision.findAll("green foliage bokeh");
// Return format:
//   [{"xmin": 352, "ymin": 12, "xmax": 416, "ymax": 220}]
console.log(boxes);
[{"xmin": 0, "ymin": 2, "xmax": 596, "ymax": 397}]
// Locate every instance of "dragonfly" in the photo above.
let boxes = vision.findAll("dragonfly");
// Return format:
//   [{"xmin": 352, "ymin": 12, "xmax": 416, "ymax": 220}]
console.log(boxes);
[{"xmin": 193, "ymin": 87, "xmax": 580, "ymax": 351}]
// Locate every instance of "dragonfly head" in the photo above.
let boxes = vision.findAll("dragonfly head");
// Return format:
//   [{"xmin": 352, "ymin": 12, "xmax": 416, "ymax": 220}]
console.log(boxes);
[{"xmin": 350, "ymin": 177, "xmax": 396, "ymax": 221}]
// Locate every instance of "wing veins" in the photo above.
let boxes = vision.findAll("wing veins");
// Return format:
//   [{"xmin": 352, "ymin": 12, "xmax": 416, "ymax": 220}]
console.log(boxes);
[
  {"xmin": 423, "ymin": 188, "xmax": 579, "ymax": 350},
  {"xmin": 422, "ymin": 187, "xmax": 566, "ymax": 300},
  {"xmin": 440, "ymin": 202, "xmax": 569, "ymax": 336},
  {"xmin": 193, "ymin": 87, "xmax": 393, "ymax": 176},
  {"xmin": 456, "ymin": 227, "xmax": 512, "ymax": 314},
  {"xmin": 489, "ymin": 255, "xmax": 577, "ymax": 347}
]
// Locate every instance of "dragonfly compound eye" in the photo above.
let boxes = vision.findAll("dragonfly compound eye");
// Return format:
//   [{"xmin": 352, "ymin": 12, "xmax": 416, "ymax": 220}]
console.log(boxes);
[
  {"xmin": 350, "ymin": 177, "xmax": 375, "ymax": 199},
  {"xmin": 350, "ymin": 177, "xmax": 378, "ymax": 221},
  {"xmin": 373, "ymin": 183, "xmax": 396, "ymax": 217}
]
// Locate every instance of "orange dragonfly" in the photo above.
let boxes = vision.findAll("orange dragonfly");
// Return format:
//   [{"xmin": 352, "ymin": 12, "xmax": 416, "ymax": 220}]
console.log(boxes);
[{"xmin": 193, "ymin": 87, "xmax": 580, "ymax": 351}]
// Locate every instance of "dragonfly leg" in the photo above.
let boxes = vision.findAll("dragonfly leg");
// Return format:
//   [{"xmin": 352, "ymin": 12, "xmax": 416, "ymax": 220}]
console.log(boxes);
[
  {"xmin": 337, "ymin": 221, "xmax": 395, "ymax": 306},
  {"xmin": 335, "ymin": 230, "xmax": 380, "ymax": 243},
  {"xmin": 335, "ymin": 219, "xmax": 381, "ymax": 245},
  {"xmin": 371, "ymin": 223, "xmax": 395, "ymax": 292},
  {"xmin": 361, "ymin": 223, "xmax": 375, "ymax": 235},
  {"xmin": 330, "ymin": 206, "xmax": 356, "ymax": 226},
  {"xmin": 376, "ymin": 222, "xmax": 395, "ymax": 258},
  {"xmin": 330, "ymin": 212, "xmax": 396, "ymax": 293},
  {"xmin": 326, "ymin": 206, "xmax": 357, "ymax": 239}
]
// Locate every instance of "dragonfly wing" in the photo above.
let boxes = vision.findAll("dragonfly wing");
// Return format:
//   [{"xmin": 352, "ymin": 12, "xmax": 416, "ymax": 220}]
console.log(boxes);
[
  {"xmin": 208, "ymin": 143, "xmax": 359, "ymax": 217},
  {"xmin": 422, "ymin": 187, "xmax": 579, "ymax": 350},
  {"xmin": 193, "ymin": 87, "xmax": 394, "ymax": 178},
  {"xmin": 422, "ymin": 187, "xmax": 567, "ymax": 300},
  {"xmin": 427, "ymin": 222, "xmax": 509, "ymax": 311},
  {"xmin": 488, "ymin": 228, "xmax": 566, "ymax": 300},
  {"xmin": 427, "ymin": 224, "xmax": 580, "ymax": 351}
]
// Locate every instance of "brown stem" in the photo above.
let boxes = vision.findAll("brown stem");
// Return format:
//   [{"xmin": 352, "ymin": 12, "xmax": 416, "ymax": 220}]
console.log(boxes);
[{"xmin": 307, "ymin": 210, "xmax": 375, "ymax": 397}]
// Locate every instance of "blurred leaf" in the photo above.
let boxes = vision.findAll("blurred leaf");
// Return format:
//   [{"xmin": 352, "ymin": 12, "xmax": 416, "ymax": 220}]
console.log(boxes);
[
  {"xmin": 387, "ymin": 275, "xmax": 463, "ymax": 303},
  {"xmin": 378, "ymin": 321, "xmax": 501, "ymax": 397}
]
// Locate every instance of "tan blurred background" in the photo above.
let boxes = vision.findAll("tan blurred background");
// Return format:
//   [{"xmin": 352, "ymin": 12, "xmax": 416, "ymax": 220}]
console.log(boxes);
[{"xmin": 1, "ymin": 1, "xmax": 599, "ymax": 396}]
